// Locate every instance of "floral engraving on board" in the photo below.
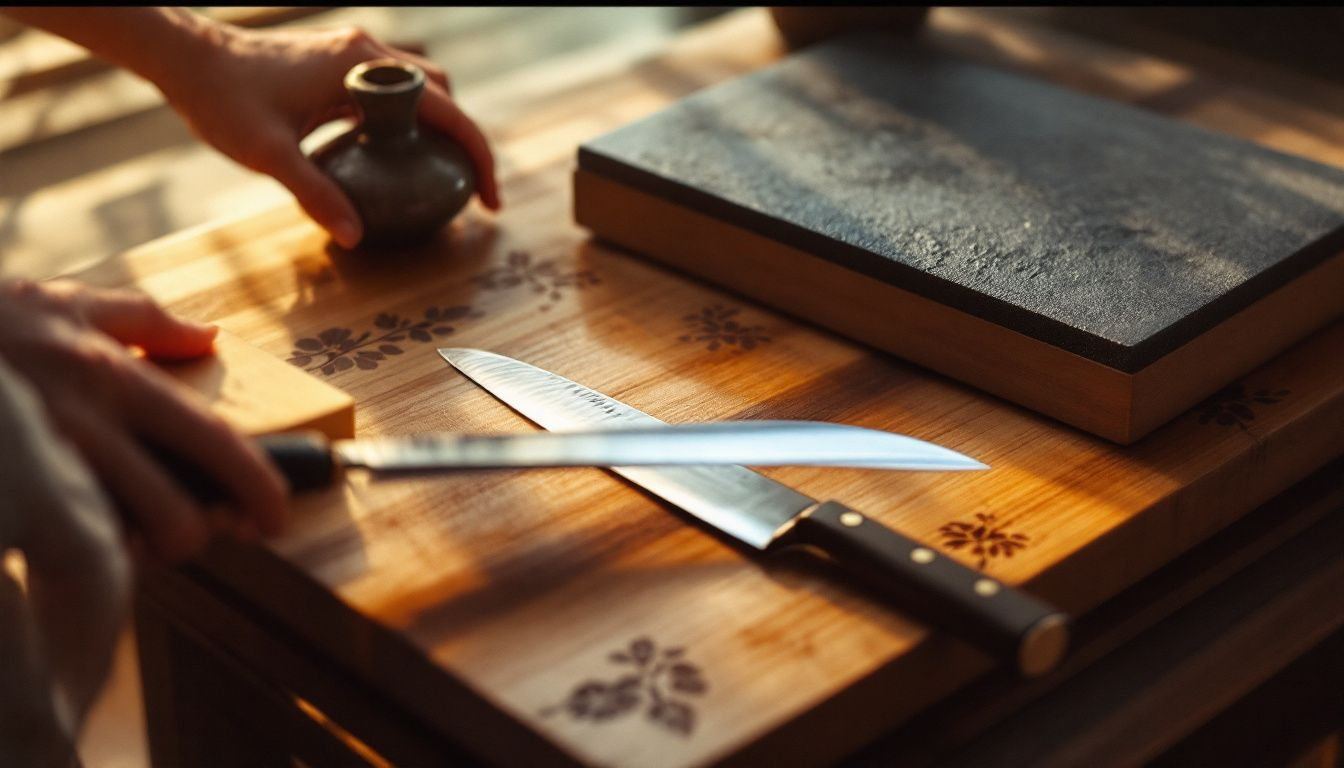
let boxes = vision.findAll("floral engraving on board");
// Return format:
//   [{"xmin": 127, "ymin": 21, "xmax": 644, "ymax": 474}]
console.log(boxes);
[
  {"xmin": 286, "ymin": 305, "xmax": 479, "ymax": 376},
  {"xmin": 678, "ymin": 305, "xmax": 771, "ymax": 351},
  {"xmin": 1195, "ymin": 383, "xmax": 1290, "ymax": 431},
  {"xmin": 541, "ymin": 637, "xmax": 708, "ymax": 737},
  {"xmin": 473, "ymin": 249, "xmax": 600, "ymax": 311},
  {"xmin": 938, "ymin": 513, "xmax": 1030, "ymax": 571}
]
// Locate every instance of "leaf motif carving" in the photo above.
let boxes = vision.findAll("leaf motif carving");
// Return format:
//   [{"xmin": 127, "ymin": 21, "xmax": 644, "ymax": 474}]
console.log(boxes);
[
  {"xmin": 938, "ymin": 513, "xmax": 1030, "ymax": 571},
  {"xmin": 1195, "ymin": 383, "xmax": 1290, "ymax": 432},
  {"xmin": 473, "ymin": 250, "xmax": 600, "ymax": 310},
  {"xmin": 287, "ymin": 302, "xmax": 478, "ymax": 376},
  {"xmin": 630, "ymin": 638, "xmax": 654, "ymax": 664},
  {"xmin": 649, "ymin": 699, "xmax": 695, "ymax": 736},
  {"xmin": 318, "ymin": 327, "xmax": 350, "ymax": 346},
  {"xmin": 544, "ymin": 638, "xmax": 707, "ymax": 737},
  {"xmin": 679, "ymin": 304, "xmax": 770, "ymax": 352}
]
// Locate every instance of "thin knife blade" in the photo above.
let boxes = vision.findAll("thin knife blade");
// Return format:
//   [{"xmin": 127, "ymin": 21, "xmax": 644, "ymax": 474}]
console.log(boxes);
[
  {"xmin": 335, "ymin": 421, "xmax": 989, "ymax": 473},
  {"xmin": 437, "ymin": 348, "xmax": 982, "ymax": 549}
]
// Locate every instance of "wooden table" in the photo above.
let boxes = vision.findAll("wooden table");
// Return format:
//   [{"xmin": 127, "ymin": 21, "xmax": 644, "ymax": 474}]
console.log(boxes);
[{"xmin": 68, "ymin": 9, "xmax": 1342, "ymax": 766}]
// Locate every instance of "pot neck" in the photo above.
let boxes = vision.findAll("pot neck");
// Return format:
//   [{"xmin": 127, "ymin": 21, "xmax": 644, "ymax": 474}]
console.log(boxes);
[{"xmin": 345, "ymin": 60, "xmax": 426, "ymax": 142}]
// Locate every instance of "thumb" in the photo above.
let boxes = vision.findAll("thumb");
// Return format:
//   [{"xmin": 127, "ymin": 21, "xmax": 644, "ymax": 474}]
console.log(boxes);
[
  {"xmin": 80, "ymin": 289, "xmax": 219, "ymax": 361},
  {"xmin": 261, "ymin": 140, "xmax": 363, "ymax": 248}
]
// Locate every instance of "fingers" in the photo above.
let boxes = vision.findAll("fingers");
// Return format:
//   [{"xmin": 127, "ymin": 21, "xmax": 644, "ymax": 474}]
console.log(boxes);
[
  {"xmin": 122, "ymin": 366, "xmax": 289, "ymax": 539},
  {"xmin": 301, "ymin": 102, "xmax": 357, "ymax": 138},
  {"xmin": 7, "ymin": 280, "xmax": 287, "ymax": 550},
  {"xmin": 76, "ymin": 287, "xmax": 218, "ymax": 361},
  {"xmin": 56, "ymin": 405, "xmax": 210, "ymax": 563},
  {"xmin": 253, "ymin": 130, "xmax": 363, "ymax": 248},
  {"xmin": 397, "ymin": 49, "xmax": 450, "ymax": 93},
  {"xmin": 418, "ymin": 81, "xmax": 501, "ymax": 210}
]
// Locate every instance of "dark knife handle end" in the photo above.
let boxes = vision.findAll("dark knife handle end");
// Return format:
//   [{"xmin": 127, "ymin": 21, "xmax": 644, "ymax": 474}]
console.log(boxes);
[
  {"xmin": 779, "ymin": 500, "xmax": 1071, "ymax": 677},
  {"xmin": 257, "ymin": 432, "xmax": 339, "ymax": 495},
  {"xmin": 146, "ymin": 432, "xmax": 337, "ymax": 504}
]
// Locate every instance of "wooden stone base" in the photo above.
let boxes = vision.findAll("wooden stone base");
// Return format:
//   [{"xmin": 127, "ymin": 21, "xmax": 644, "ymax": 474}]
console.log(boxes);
[{"xmin": 574, "ymin": 168, "xmax": 1344, "ymax": 444}]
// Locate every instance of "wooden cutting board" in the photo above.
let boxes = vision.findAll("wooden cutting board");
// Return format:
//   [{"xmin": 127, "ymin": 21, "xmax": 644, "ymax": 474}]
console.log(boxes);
[{"xmin": 74, "ymin": 9, "xmax": 1344, "ymax": 766}]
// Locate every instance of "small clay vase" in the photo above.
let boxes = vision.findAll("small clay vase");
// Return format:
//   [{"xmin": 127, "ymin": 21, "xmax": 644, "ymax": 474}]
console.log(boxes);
[{"xmin": 313, "ymin": 58, "xmax": 476, "ymax": 248}]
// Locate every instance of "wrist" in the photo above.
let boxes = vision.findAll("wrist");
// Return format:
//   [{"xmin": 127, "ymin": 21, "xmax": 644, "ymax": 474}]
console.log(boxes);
[{"xmin": 129, "ymin": 9, "xmax": 232, "ymax": 101}]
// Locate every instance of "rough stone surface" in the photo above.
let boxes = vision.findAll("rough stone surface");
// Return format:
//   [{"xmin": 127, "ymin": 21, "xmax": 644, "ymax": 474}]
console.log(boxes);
[{"xmin": 579, "ymin": 35, "xmax": 1344, "ymax": 371}]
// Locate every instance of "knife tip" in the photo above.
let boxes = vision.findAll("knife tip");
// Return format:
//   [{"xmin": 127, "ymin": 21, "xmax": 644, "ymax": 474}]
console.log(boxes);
[{"xmin": 437, "ymin": 347, "xmax": 477, "ymax": 366}]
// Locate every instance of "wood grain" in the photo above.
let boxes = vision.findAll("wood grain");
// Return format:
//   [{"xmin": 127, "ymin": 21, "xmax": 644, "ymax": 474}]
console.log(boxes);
[{"xmin": 76, "ymin": 8, "xmax": 1344, "ymax": 766}]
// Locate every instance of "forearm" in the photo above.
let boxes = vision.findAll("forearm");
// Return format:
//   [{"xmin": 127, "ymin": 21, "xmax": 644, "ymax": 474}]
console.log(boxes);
[{"xmin": 0, "ymin": 6, "xmax": 222, "ymax": 90}]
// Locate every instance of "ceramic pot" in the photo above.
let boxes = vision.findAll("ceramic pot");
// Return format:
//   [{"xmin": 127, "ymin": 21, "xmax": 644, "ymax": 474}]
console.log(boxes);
[{"xmin": 313, "ymin": 58, "xmax": 476, "ymax": 248}]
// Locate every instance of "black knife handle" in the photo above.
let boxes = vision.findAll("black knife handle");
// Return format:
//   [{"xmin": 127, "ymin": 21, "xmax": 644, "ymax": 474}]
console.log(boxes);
[
  {"xmin": 777, "ymin": 500, "xmax": 1070, "ymax": 677},
  {"xmin": 146, "ymin": 432, "xmax": 338, "ymax": 504},
  {"xmin": 255, "ymin": 433, "xmax": 339, "ymax": 495}
]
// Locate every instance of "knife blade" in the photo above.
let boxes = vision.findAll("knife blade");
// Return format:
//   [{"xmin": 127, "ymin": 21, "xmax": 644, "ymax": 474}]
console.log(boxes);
[
  {"xmin": 438, "ymin": 347, "xmax": 1070, "ymax": 677},
  {"xmin": 155, "ymin": 419, "xmax": 985, "ymax": 502}
]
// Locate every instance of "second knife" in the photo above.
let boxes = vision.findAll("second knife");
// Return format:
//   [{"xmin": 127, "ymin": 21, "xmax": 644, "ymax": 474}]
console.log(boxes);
[{"xmin": 438, "ymin": 347, "xmax": 1071, "ymax": 677}]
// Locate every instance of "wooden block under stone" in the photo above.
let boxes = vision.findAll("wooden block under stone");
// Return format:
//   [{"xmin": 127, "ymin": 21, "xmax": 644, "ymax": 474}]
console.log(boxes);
[
  {"xmin": 574, "ymin": 35, "xmax": 1344, "ymax": 444},
  {"xmin": 157, "ymin": 330, "xmax": 355, "ymax": 440}
]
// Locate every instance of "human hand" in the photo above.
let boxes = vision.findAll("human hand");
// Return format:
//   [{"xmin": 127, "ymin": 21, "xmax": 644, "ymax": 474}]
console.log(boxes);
[
  {"xmin": 154, "ymin": 18, "xmax": 501, "ymax": 249},
  {"xmin": 0, "ymin": 279, "xmax": 288, "ymax": 562}
]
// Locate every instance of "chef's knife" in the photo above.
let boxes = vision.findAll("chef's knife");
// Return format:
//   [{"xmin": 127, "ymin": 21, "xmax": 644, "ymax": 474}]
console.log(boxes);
[
  {"xmin": 157, "ymin": 419, "xmax": 986, "ymax": 501},
  {"xmin": 438, "ymin": 347, "xmax": 1070, "ymax": 677}
]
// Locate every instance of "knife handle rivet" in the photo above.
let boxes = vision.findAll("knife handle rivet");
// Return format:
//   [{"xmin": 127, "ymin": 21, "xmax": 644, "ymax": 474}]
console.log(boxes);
[
  {"xmin": 840, "ymin": 512, "xmax": 864, "ymax": 527},
  {"xmin": 910, "ymin": 547, "xmax": 935, "ymax": 564},
  {"xmin": 974, "ymin": 578, "xmax": 1001, "ymax": 597}
]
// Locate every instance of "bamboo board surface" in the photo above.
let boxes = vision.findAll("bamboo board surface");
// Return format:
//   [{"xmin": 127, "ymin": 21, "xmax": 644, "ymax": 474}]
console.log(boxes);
[{"xmin": 72, "ymin": 9, "xmax": 1344, "ymax": 766}]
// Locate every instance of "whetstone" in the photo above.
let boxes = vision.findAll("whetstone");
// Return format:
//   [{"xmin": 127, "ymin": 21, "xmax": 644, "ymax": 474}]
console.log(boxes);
[
  {"xmin": 157, "ymin": 330, "xmax": 355, "ymax": 440},
  {"xmin": 574, "ymin": 34, "xmax": 1344, "ymax": 443}
]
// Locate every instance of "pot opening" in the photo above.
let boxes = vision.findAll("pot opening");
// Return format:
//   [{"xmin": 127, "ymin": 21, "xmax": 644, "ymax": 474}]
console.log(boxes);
[
  {"xmin": 347, "ymin": 59, "xmax": 424, "ymax": 95},
  {"xmin": 363, "ymin": 66, "xmax": 414, "ymax": 87}
]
